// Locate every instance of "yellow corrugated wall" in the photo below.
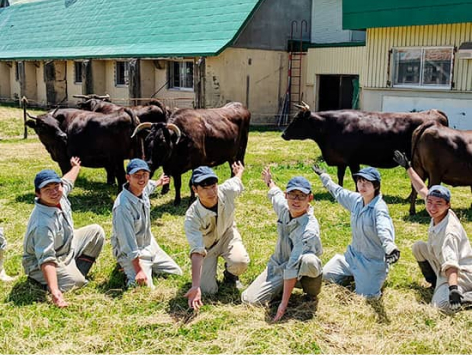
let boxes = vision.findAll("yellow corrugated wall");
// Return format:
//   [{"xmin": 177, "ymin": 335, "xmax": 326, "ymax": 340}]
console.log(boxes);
[
  {"xmin": 306, "ymin": 46, "xmax": 367, "ymax": 85},
  {"xmin": 365, "ymin": 23, "xmax": 472, "ymax": 91}
]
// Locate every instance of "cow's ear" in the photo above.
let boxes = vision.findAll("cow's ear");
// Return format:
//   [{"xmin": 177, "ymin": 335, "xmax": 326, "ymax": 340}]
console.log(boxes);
[
  {"xmin": 26, "ymin": 120, "xmax": 36, "ymax": 128},
  {"xmin": 54, "ymin": 114, "xmax": 66, "ymax": 123}
]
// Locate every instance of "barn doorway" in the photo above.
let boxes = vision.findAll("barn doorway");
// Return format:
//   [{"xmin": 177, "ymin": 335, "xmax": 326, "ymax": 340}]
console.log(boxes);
[{"xmin": 318, "ymin": 75, "xmax": 359, "ymax": 111}]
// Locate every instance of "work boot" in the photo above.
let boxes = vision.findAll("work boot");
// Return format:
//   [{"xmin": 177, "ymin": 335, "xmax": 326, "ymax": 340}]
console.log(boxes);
[
  {"xmin": 0, "ymin": 250, "xmax": 15, "ymax": 282},
  {"xmin": 76, "ymin": 255, "xmax": 96, "ymax": 278},
  {"xmin": 417, "ymin": 261, "xmax": 437, "ymax": 289},
  {"xmin": 300, "ymin": 275, "xmax": 322, "ymax": 300},
  {"xmin": 223, "ymin": 269, "xmax": 244, "ymax": 290}
]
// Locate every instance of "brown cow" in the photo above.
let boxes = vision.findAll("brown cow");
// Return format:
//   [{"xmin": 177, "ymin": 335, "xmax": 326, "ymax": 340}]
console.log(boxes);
[
  {"xmin": 131, "ymin": 102, "xmax": 251, "ymax": 205},
  {"xmin": 409, "ymin": 121, "xmax": 472, "ymax": 215},
  {"xmin": 282, "ymin": 103, "xmax": 449, "ymax": 186}
]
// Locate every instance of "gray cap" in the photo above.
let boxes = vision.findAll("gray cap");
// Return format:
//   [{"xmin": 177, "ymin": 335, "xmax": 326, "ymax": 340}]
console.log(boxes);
[{"xmin": 428, "ymin": 185, "xmax": 451, "ymax": 202}]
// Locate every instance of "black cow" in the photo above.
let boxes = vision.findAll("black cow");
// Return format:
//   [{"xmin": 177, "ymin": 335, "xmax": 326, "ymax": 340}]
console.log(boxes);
[
  {"xmin": 26, "ymin": 108, "xmax": 141, "ymax": 187},
  {"xmin": 77, "ymin": 98, "xmax": 168, "ymax": 124},
  {"xmin": 131, "ymin": 102, "xmax": 251, "ymax": 205},
  {"xmin": 282, "ymin": 103, "xmax": 449, "ymax": 186},
  {"xmin": 408, "ymin": 121, "xmax": 472, "ymax": 215}
]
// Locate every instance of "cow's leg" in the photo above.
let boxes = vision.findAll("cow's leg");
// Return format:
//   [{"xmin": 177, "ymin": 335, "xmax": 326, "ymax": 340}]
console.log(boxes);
[
  {"xmin": 105, "ymin": 165, "xmax": 115, "ymax": 185},
  {"xmin": 115, "ymin": 161, "xmax": 126, "ymax": 189},
  {"xmin": 59, "ymin": 160, "xmax": 72, "ymax": 176},
  {"xmin": 173, "ymin": 174, "xmax": 182, "ymax": 206},
  {"xmin": 229, "ymin": 161, "xmax": 235, "ymax": 177},
  {"xmin": 337, "ymin": 165, "xmax": 347, "ymax": 187},
  {"xmin": 349, "ymin": 164, "xmax": 360, "ymax": 191},
  {"xmin": 409, "ymin": 166, "xmax": 428, "ymax": 215},
  {"xmin": 161, "ymin": 169, "xmax": 170, "ymax": 195},
  {"xmin": 189, "ymin": 176, "xmax": 196, "ymax": 205}
]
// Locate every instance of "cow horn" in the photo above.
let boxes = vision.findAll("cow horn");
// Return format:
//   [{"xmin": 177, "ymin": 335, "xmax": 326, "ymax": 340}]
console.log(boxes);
[
  {"xmin": 26, "ymin": 112, "xmax": 38, "ymax": 120},
  {"xmin": 166, "ymin": 123, "xmax": 181, "ymax": 144},
  {"xmin": 131, "ymin": 122, "xmax": 153, "ymax": 138}
]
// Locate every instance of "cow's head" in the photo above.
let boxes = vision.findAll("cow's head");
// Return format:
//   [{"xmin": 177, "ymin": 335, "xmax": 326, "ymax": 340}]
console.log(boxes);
[
  {"xmin": 26, "ymin": 112, "xmax": 68, "ymax": 162},
  {"xmin": 281, "ymin": 102, "xmax": 319, "ymax": 141},
  {"xmin": 131, "ymin": 122, "xmax": 181, "ymax": 174}
]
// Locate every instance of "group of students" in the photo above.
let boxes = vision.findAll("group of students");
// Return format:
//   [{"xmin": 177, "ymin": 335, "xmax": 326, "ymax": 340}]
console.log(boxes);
[{"xmin": 1, "ymin": 150, "xmax": 471, "ymax": 321}]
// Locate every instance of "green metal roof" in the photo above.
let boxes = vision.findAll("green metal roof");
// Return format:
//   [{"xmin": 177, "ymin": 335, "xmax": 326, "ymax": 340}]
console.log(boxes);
[
  {"xmin": 343, "ymin": 0, "xmax": 472, "ymax": 30},
  {"xmin": 0, "ymin": 0, "xmax": 263, "ymax": 60}
]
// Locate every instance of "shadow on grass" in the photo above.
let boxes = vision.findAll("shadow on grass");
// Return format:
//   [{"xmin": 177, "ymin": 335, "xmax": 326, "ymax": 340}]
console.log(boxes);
[
  {"xmin": 405, "ymin": 281, "xmax": 433, "ymax": 305},
  {"xmin": 366, "ymin": 297, "xmax": 390, "ymax": 324},
  {"xmin": 166, "ymin": 280, "xmax": 244, "ymax": 324},
  {"xmin": 150, "ymin": 196, "xmax": 192, "ymax": 219},
  {"xmin": 5, "ymin": 278, "xmax": 48, "ymax": 306},
  {"xmin": 264, "ymin": 293, "xmax": 318, "ymax": 323},
  {"xmin": 96, "ymin": 264, "xmax": 126, "ymax": 299}
]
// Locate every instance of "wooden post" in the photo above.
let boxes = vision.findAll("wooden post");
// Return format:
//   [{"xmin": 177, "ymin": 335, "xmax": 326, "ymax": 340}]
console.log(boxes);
[{"xmin": 22, "ymin": 96, "xmax": 28, "ymax": 139}]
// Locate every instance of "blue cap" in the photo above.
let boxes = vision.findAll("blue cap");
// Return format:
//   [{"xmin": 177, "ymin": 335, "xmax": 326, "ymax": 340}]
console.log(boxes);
[
  {"xmin": 34, "ymin": 169, "xmax": 62, "ymax": 190},
  {"xmin": 353, "ymin": 167, "xmax": 381, "ymax": 182},
  {"xmin": 286, "ymin": 176, "xmax": 312, "ymax": 194},
  {"xmin": 191, "ymin": 166, "xmax": 218, "ymax": 185},
  {"xmin": 126, "ymin": 159, "xmax": 150, "ymax": 175},
  {"xmin": 428, "ymin": 185, "xmax": 451, "ymax": 202}
]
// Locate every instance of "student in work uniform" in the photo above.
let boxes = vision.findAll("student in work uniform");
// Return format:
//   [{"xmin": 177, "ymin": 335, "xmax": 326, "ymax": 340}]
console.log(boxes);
[
  {"xmin": 242, "ymin": 167, "xmax": 323, "ymax": 322},
  {"xmin": 111, "ymin": 158, "xmax": 182, "ymax": 289},
  {"xmin": 312, "ymin": 165, "xmax": 400, "ymax": 299},
  {"xmin": 394, "ymin": 151, "xmax": 472, "ymax": 313},
  {"xmin": 184, "ymin": 163, "xmax": 250, "ymax": 310},
  {"xmin": 23, "ymin": 157, "xmax": 105, "ymax": 308}
]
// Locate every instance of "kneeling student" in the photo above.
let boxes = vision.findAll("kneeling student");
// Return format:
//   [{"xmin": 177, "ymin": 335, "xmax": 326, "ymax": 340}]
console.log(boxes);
[
  {"xmin": 111, "ymin": 159, "xmax": 182, "ymax": 289},
  {"xmin": 394, "ymin": 151, "xmax": 472, "ymax": 313},
  {"xmin": 184, "ymin": 163, "xmax": 250, "ymax": 310},
  {"xmin": 242, "ymin": 167, "xmax": 323, "ymax": 322},
  {"xmin": 0, "ymin": 226, "xmax": 15, "ymax": 282},
  {"xmin": 23, "ymin": 157, "xmax": 105, "ymax": 308}
]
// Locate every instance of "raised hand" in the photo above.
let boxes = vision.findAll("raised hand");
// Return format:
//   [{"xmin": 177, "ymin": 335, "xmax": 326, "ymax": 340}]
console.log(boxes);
[
  {"xmin": 393, "ymin": 150, "xmax": 410, "ymax": 169},
  {"xmin": 312, "ymin": 164, "xmax": 326, "ymax": 176}
]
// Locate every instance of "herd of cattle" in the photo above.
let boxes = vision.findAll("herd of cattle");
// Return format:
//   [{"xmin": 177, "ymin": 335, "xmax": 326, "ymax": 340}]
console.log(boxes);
[{"xmin": 24, "ymin": 96, "xmax": 472, "ymax": 214}]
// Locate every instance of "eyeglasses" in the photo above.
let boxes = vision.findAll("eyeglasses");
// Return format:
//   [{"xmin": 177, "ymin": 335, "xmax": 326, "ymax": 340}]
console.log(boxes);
[{"xmin": 287, "ymin": 192, "xmax": 309, "ymax": 201}]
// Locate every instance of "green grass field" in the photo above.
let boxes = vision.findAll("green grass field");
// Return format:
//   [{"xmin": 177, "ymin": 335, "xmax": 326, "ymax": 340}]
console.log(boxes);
[{"xmin": 1, "ymin": 106, "xmax": 471, "ymax": 353}]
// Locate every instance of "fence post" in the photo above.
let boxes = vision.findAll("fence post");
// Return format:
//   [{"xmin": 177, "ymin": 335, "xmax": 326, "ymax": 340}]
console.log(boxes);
[{"xmin": 22, "ymin": 96, "xmax": 27, "ymax": 139}]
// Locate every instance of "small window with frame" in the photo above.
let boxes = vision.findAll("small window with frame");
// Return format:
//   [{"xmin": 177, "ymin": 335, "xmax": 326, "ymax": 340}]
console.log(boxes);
[
  {"xmin": 74, "ymin": 61, "xmax": 82, "ymax": 84},
  {"xmin": 392, "ymin": 46, "xmax": 454, "ymax": 89},
  {"xmin": 168, "ymin": 61, "xmax": 194, "ymax": 90},
  {"xmin": 115, "ymin": 61, "xmax": 129, "ymax": 86}
]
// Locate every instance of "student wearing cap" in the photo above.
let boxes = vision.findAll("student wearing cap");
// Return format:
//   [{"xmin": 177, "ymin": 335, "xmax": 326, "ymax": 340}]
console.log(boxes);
[
  {"xmin": 184, "ymin": 162, "xmax": 250, "ymax": 310},
  {"xmin": 23, "ymin": 157, "xmax": 105, "ymax": 308},
  {"xmin": 0, "ymin": 226, "xmax": 15, "ymax": 282},
  {"xmin": 242, "ymin": 167, "xmax": 323, "ymax": 322},
  {"xmin": 394, "ymin": 151, "xmax": 472, "ymax": 312},
  {"xmin": 111, "ymin": 158, "xmax": 182, "ymax": 289},
  {"xmin": 312, "ymin": 165, "xmax": 400, "ymax": 299}
]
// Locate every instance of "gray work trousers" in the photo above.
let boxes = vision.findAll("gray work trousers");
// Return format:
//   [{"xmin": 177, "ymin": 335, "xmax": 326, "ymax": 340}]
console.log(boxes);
[
  {"xmin": 200, "ymin": 227, "xmax": 250, "ymax": 294},
  {"xmin": 29, "ymin": 224, "xmax": 105, "ymax": 292},
  {"xmin": 241, "ymin": 253, "xmax": 322, "ymax": 305},
  {"xmin": 412, "ymin": 241, "xmax": 472, "ymax": 313},
  {"xmin": 119, "ymin": 239, "xmax": 183, "ymax": 289}
]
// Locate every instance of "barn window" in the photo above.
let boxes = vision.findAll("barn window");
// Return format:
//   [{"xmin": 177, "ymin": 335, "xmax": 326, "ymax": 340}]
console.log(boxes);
[
  {"xmin": 168, "ymin": 61, "xmax": 193, "ymax": 90},
  {"xmin": 115, "ymin": 61, "xmax": 129, "ymax": 86},
  {"xmin": 15, "ymin": 62, "xmax": 20, "ymax": 81},
  {"xmin": 392, "ymin": 47, "xmax": 453, "ymax": 89},
  {"xmin": 74, "ymin": 61, "xmax": 82, "ymax": 84}
]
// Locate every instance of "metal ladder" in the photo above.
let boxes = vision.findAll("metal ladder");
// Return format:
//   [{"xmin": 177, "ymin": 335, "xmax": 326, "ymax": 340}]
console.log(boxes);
[{"xmin": 278, "ymin": 20, "xmax": 308, "ymax": 127}]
